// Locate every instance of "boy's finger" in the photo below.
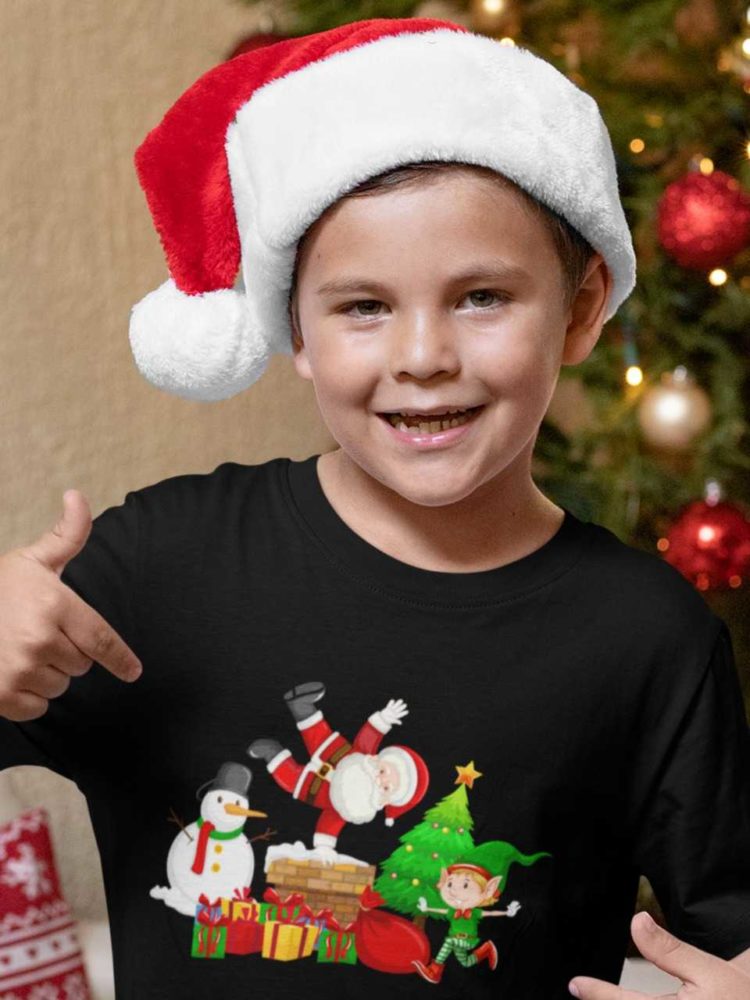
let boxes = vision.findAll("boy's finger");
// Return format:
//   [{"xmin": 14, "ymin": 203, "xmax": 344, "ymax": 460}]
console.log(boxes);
[
  {"xmin": 630, "ymin": 912, "xmax": 708, "ymax": 985},
  {"xmin": 25, "ymin": 490, "xmax": 93, "ymax": 576},
  {"xmin": 568, "ymin": 977, "xmax": 649, "ymax": 1000},
  {"xmin": 61, "ymin": 594, "xmax": 142, "ymax": 682}
]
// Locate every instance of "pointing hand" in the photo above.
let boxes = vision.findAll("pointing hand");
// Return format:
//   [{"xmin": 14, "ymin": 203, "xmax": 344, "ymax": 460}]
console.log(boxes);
[{"xmin": 0, "ymin": 490, "xmax": 143, "ymax": 721}]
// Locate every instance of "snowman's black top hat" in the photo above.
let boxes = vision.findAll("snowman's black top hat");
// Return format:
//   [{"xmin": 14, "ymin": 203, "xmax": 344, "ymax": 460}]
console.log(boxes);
[{"xmin": 196, "ymin": 761, "xmax": 252, "ymax": 801}]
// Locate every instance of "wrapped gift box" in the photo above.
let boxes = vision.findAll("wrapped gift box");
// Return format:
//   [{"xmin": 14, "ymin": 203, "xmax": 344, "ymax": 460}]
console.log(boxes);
[
  {"xmin": 191, "ymin": 893, "xmax": 230, "ymax": 959},
  {"xmin": 317, "ymin": 926, "xmax": 357, "ymax": 965},
  {"xmin": 262, "ymin": 920, "xmax": 317, "ymax": 961},
  {"xmin": 226, "ymin": 918, "xmax": 264, "ymax": 956}
]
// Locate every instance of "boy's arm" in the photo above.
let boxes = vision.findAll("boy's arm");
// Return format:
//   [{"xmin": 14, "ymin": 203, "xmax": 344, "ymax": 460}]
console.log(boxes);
[
  {"xmin": 0, "ymin": 491, "xmax": 141, "ymax": 792},
  {"xmin": 627, "ymin": 620, "xmax": 750, "ymax": 962}
]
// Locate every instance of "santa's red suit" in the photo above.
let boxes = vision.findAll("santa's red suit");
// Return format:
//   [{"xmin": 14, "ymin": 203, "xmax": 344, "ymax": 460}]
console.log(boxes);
[{"xmin": 265, "ymin": 707, "xmax": 429, "ymax": 848}]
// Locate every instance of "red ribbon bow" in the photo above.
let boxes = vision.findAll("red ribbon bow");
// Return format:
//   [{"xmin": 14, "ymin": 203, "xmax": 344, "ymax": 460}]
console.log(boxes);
[{"xmin": 232, "ymin": 886, "xmax": 255, "ymax": 901}]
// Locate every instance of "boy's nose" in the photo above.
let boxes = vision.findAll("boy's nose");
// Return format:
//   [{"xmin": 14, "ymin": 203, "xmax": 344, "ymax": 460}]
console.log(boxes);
[{"xmin": 388, "ymin": 314, "xmax": 461, "ymax": 379}]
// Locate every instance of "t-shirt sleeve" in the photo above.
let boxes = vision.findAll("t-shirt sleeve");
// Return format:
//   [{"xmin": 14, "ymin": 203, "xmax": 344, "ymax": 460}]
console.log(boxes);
[
  {"xmin": 0, "ymin": 489, "xmax": 141, "ymax": 791},
  {"xmin": 628, "ymin": 618, "xmax": 750, "ymax": 960}
]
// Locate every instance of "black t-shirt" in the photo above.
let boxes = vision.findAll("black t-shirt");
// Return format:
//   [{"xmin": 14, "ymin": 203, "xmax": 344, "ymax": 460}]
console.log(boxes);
[{"xmin": 2, "ymin": 454, "xmax": 749, "ymax": 999}]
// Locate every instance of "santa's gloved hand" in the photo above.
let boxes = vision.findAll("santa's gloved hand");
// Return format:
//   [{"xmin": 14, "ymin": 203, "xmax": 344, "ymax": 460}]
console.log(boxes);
[
  {"xmin": 380, "ymin": 698, "xmax": 409, "ymax": 726},
  {"xmin": 313, "ymin": 844, "xmax": 340, "ymax": 866},
  {"xmin": 506, "ymin": 900, "xmax": 521, "ymax": 917}
]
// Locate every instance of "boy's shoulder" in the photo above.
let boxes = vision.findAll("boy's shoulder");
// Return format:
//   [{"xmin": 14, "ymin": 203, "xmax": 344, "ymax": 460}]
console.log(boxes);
[
  {"xmin": 577, "ymin": 514, "xmax": 723, "ymax": 667},
  {"xmin": 130, "ymin": 456, "xmax": 286, "ymax": 514}
]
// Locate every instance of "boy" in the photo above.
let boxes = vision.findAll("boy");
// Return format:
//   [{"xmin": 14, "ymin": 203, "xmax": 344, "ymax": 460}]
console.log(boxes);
[{"xmin": 1, "ymin": 17, "xmax": 749, "ymax": 1000}]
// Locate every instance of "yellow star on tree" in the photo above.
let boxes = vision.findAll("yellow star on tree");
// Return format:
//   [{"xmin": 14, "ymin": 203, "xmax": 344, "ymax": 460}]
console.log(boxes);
[{"xmin": 455, "ymin": 761, "xmax": 483, "ymax": 788}]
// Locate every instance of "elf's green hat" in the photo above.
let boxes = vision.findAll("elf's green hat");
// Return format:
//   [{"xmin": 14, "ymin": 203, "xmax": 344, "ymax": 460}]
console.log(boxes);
[{"xmin": 447, "ymin": 840, "xmax": 551, "ymax": 889}]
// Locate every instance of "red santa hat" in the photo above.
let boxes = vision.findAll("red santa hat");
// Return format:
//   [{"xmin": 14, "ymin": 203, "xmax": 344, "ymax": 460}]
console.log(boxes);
[
  {"xmin": 130, "ymin": 16, "xmax": 636, "ymax": 401},
  {"xmin": 378, "ymin": 745, "xmax": 430, "ymax": 827}
]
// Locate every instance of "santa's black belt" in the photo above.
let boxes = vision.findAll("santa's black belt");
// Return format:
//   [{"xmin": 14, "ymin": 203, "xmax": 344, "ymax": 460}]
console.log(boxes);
[{"xmin": 303, "ymin": 740, "xmax": 353, "ymax": 803}]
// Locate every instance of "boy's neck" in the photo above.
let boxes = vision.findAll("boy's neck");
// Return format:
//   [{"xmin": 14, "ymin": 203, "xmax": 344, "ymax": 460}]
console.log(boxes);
[{"xmin": 316, "ymin": 448, "xmax": 565, "ymax": 575}]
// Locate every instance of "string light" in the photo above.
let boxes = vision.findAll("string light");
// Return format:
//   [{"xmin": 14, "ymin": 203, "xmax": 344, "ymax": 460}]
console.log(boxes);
[
  {"xmin": 709, "ymin": 268, "xmax": 728, "ymax": 285},
  {"xmin": 626, "ymin": 365, "xmax": 643, "ymax": 386}
]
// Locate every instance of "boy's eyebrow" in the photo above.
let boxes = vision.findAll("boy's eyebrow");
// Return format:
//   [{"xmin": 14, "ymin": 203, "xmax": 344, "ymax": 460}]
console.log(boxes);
[{"xmin": 315, "ymin": 258, "xmax": 532, "ymax": 297}]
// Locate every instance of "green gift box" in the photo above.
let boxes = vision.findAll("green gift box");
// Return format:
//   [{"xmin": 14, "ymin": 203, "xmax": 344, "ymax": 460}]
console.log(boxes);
[
  {"xmin": 316, "ymin": 927, "xmax": 357, "ymax": 965},
  {"xmin": 191, "ymin": 916, "xmax": 228, "ymax": 959}
]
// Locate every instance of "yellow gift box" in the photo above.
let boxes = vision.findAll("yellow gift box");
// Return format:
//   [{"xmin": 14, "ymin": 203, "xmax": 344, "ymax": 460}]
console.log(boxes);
[{"xmin": 262, "ymin": 920, "xmax": 316, "ymax": 961}]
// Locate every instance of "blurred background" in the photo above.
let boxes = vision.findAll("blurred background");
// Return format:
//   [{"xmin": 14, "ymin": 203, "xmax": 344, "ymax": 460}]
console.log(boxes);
[{"xmin": 1, "ymin": 1, "xmax": 749, "ymax": 996}]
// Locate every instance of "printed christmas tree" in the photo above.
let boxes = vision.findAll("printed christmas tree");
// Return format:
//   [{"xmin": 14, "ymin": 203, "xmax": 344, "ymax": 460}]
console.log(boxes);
[{"xmin": 374, "ymin": 761, "xmax": 482, "ymax": 923}]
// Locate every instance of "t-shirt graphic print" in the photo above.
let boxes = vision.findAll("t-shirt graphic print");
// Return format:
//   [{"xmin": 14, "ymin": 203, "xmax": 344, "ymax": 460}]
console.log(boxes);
[{"xmin": 148, "ymin": 676, "xmax": 551, "ymax": 982}]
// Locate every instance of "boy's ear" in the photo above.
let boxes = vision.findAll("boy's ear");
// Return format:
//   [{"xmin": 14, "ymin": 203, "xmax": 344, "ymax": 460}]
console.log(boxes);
[
  {"xmin": 560, "ymin": 252, "xmax": 613, "ymax": 367},
  {"xmin": 290, "ymin": 316, "xmax": 314, "ymax": 382}
]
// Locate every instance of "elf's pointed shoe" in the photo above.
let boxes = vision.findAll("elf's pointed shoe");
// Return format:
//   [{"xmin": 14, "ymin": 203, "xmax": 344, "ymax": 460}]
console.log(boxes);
[
  {"xmin": 412, "ymin": 959, "xmax": 444, "ymax": 984},
  {"xmin": 471, "ymin": 940, "xmax": 498, "ymax": 970}
]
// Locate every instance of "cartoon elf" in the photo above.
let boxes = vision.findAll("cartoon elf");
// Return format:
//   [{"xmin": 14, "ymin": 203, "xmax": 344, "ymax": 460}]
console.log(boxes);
[{"xmin": 413, "ymin": 840, "xmax": 550, "ymax": 984}]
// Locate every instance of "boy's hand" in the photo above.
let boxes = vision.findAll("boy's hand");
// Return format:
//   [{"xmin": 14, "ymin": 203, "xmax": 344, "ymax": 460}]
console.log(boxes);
[
  {"xmin": 0, "ymin": 489, "xmax": 143, "ymax": 722},
  {"xmin": 569, "ymin": 911, "xmax": 750, "ymax": 999}
]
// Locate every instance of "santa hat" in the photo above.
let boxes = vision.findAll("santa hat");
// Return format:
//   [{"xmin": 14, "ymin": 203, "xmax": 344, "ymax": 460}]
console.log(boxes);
[
  {"xmin": 378, "ymin": 745, "xmax": 430, "ymax": 827},
  {"xmin": 130, "ymin": 16, "xmax": 636, "ymax": 401}
]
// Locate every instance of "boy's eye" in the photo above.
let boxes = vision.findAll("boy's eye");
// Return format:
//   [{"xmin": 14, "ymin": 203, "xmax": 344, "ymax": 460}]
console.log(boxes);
[
  {"xmin": 342, "ymin": 299, "xmax": 383, "ymax": 318},
  {"xmin": 461, "ymin": 289, "xmax": 508, "ymax": 310}
]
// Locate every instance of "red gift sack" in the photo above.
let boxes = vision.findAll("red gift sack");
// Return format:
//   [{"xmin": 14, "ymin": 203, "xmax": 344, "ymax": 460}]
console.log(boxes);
[{"xmin": 351, "ymin": 886, "xmax": 430, "ymax": 975}]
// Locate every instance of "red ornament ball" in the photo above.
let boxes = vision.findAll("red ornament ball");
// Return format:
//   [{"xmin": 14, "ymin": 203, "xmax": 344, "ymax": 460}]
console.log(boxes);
[
  {"xmin": 659, "ymin": 499, "xmax": 750, "ymax": 591},
  {"xmin": 657, "ymin": 170, "xmax": 750, "ymax": 270}
]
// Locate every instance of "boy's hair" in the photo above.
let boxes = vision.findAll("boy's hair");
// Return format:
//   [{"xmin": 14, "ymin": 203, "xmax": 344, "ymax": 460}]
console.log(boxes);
[{"xmin": 288, "ymin": 160, "xmax": 596, "ymax": 340}]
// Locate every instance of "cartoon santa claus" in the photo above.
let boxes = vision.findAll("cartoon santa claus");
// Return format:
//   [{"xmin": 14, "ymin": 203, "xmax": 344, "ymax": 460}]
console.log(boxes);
[{"xmin": 247, "ymin": 681, "xmax": 429, "ymax": 855}]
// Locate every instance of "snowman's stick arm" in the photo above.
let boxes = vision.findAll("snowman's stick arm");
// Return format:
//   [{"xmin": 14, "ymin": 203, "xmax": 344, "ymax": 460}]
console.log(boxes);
[
  {"xmin": 249, "ymin": 825, "xmax": 277, "ymax": 844},
  {"xmin": 167, "ymin": 805, "xmax": 194, "ymax": 841}
]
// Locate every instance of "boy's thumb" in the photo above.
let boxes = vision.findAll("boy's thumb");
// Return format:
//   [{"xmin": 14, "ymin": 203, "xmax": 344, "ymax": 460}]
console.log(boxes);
[{"xmin": 26, "ymin": 489, "xmax": 93, "ymax": 575}]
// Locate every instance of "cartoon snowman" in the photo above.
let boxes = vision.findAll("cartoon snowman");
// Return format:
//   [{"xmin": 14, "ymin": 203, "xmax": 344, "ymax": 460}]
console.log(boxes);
[{"xmin": 150, "ymin": 762, "xmax": 269, "ymax": 916}]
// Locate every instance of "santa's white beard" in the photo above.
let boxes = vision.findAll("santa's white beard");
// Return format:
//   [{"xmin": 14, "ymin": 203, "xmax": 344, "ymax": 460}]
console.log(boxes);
[{"xmin": 329, "ymin": 753, "xmax": 382, "ymax": 825}]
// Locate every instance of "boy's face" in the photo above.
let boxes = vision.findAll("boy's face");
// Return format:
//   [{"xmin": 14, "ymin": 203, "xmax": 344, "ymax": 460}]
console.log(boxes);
[{"xmin": 292, "ymin": 171, "xmax": 610, "ymax": 507}]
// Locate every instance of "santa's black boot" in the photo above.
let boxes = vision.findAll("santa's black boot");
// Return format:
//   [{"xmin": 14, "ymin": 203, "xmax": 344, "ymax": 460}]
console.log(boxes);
[
  {"xmin": 283, "ymin": 681, "xmax": 326, "ymax": 723},
  {"xmin": 247, "ymin": 738, "xmax": 284, "ymax": 763}
]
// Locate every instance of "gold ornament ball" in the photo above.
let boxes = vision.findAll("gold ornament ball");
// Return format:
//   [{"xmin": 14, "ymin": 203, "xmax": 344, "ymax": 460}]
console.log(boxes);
[
  {"xmin": 390, "ymin": 871, "xmax": 398, "ymax": 879},
  {"xmin": 442, "ymin": 826, "xmax": 450, "ymax": 834},
  {"xmin": 412, "ymin": 878, "xmax": 420, "ymax": 886},
  {"xmin": 432, "ymin": 852, "xmax": 440, "ymax": 859},
  {"xmin": 637, "ymin": 366, "xmax": 712, "ymax": 451},
  {"xmin": 432, "ymin": 822, "xmax": 440, "ymax": 829},
  {"xmin": 405, "ymin": 844, "xmax": 413, "ymax": 852},
  {"xmin": 458, "ymin": 827, "xmax": 465, "ymax": 834}
]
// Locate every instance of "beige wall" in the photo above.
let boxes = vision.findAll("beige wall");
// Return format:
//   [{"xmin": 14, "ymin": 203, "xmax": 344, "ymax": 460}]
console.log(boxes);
[{"xmin": 1, "ymin": 0, "xmax": 335, "ymax": 552}]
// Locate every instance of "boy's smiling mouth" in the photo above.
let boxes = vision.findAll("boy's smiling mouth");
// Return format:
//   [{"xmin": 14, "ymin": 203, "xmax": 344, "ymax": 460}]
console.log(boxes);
[{"xmin": 376, "ymin": 404, "xmax": 486, "ymax": 447}]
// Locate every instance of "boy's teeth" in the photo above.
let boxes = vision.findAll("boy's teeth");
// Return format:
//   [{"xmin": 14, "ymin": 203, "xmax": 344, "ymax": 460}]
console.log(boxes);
[{"xmin": 385, "ymin": 407, "xmax": 478, "ymax": 432}]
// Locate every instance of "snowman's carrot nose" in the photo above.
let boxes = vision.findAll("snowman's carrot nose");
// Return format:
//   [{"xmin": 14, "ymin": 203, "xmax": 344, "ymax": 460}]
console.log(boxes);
[{"xmin": 224, "ymin": 803, "xmax": 268, "ymax": 818}]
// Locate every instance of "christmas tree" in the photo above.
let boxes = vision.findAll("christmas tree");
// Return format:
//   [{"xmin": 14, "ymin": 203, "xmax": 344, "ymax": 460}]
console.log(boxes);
[{"xmin": 374, "ymin": 762, "xmax": 482, "ymax": 922}]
